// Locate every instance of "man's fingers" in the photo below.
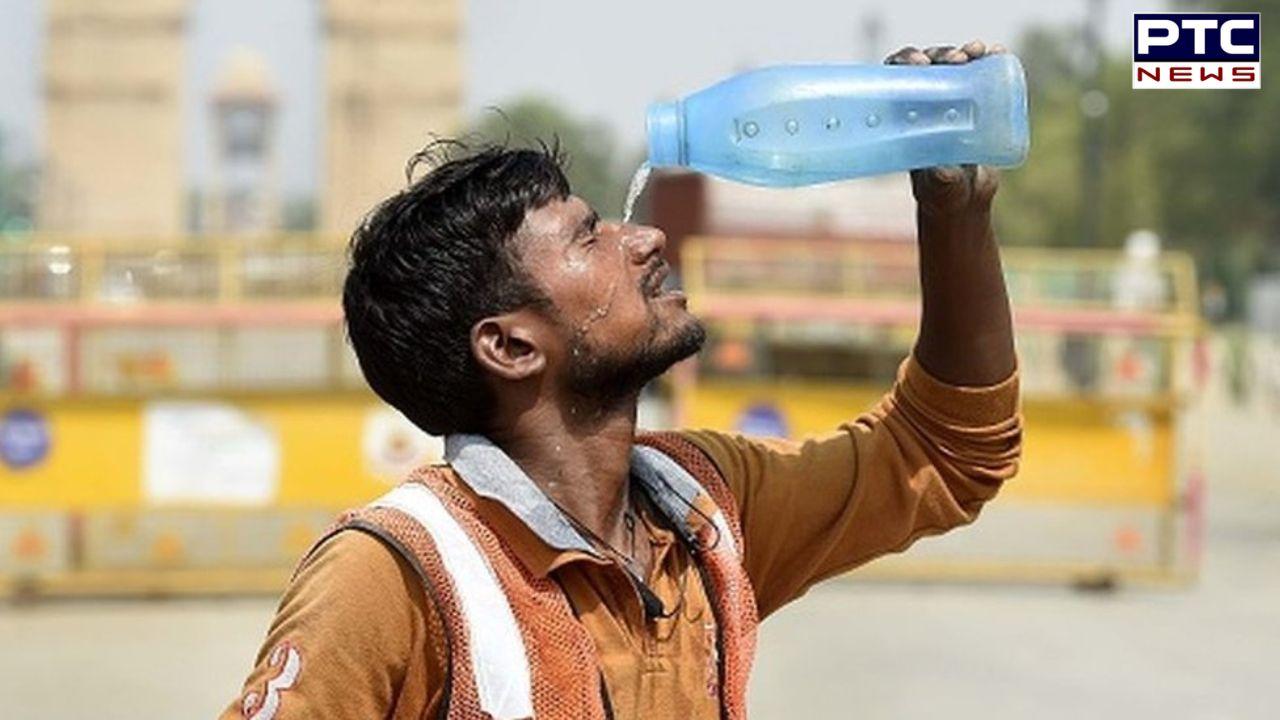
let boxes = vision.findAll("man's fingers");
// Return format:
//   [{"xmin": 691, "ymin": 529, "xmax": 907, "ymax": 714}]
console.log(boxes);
[
  {"xmin": 883, "ymin": 46, "xmax": 914, "ymax": 64},
  {"xmin": 974, "ymin": 165, "xmax": 1002, "ymax": 203},
  {"xmin": 885, "ymin": 46, "xmax": 929, "ymax": 65},
  {"xmin": 928, "ymin": 165, "xmax": 964, "ymax": 184},
  {"xmin": 911, "ymin": 165, "xmax": 968, "ymax": 207},
  {"xmin": 923, "ymin": 45, "xmax": 956, "ymax": 63},
  {"xmin": 913, "ymin": 164, "xmax": 1001, "ymax": 209},
  {"xmin": 889, "ymin": 41, "xmax": 1006, "ymax": 66}
]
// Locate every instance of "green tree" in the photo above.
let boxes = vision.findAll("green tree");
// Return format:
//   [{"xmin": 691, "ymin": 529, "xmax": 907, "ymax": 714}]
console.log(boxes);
[
  {"xmin": 467, "ymin": 97, "xmax": 631, "ymax": 218},
  {"xmin": 993, "ymin": 27, "xmax": 1088, "ymax": 248},
  {"xmin": 1152, "ymin": 0, "xmax": 1280, "ymax": 308},
  {"xmin": 995, "ymin": 4, "xmax": 1279, "ymax": 315},
  {"xmin": 0, "ymin": 130, "xmax": 35, "ymax": 233}
]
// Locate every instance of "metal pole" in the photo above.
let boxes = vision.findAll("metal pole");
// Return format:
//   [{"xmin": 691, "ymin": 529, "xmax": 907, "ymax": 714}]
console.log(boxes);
[
  {"xmin": 861, "ymin": 12, "xmax": 884, "ymax": 63},
  {"xmin": 1081, "ymin": 0, "xmax": 1107, "ymax": 247}
]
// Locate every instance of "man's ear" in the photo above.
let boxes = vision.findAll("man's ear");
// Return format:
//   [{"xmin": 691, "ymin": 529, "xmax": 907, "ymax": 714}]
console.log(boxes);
[{"xmin": 471, "ymin": 310, "xmax": 548, "ymax": 382}]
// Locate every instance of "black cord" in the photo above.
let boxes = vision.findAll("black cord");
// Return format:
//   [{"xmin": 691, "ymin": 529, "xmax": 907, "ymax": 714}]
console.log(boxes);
[
  {"xmin": 546, "ymin": 481, "xmax": 694, "ymax": 623},
  {"xmin": 649, "ymin": 471, "xmax": 724, "ymax": 555},
  {"xmin": 542, "ymin": 473, "xmax": 721, "ymax": 626}
]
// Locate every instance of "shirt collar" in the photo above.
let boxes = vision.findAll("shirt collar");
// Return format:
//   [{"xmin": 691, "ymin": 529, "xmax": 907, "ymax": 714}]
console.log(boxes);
[{"xmin": 444, "ymin": 433, "xmax": 712, "ymax": 574}]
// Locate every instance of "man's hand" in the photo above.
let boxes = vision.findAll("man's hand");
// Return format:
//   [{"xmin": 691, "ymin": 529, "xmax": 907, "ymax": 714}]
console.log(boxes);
[
  {"xmin": 883, "ymin": 39, "xmax": 1017, "ymax": 387},
  {"xmin": 885, "ymin": 40, "xmax": 1004, "ymax": 217}
]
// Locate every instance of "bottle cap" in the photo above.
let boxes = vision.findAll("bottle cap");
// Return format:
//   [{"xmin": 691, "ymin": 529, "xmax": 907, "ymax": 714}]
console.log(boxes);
[{"xmin": 646, "ymin": 101, "xmax": 684, "ymax": 167}]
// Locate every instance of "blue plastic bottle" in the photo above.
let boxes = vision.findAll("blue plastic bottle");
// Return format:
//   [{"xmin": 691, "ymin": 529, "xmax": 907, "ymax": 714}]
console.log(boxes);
[{"xmin": 646, "ymin": 54, "xmax": 1029, "ymax": 187}]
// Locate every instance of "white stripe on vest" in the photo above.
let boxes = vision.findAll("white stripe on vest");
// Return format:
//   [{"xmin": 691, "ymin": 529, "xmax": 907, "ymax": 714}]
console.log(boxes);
[{"xmin": 372, "ymin": 484, "xmax": 534, "ymax": 720}]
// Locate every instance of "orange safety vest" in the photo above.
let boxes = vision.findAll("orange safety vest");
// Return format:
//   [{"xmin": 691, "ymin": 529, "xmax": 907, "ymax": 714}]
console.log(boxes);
[{"xmin": 299, "ymin": 431, "xmax": 759, "ymax": 720}]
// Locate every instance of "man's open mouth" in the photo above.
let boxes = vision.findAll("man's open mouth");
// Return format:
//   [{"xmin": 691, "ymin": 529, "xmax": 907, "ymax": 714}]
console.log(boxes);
[{"xmin": 642, "ymin": 262, "xmax": 682, "ymax": 300}]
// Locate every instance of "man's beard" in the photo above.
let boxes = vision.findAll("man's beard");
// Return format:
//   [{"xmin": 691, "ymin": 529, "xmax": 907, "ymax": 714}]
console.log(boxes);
[{"xmin": 565, "ymin": 314, "xmax": 706, "ymax": 404}]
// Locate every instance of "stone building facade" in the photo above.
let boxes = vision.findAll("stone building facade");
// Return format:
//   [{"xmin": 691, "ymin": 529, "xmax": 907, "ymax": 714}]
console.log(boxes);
[
  {"xmin": 320, "ymin": 0, "xmax": 462, "ymax": 234},
  {"xmin": 40, "ymin": 0, "xmax": 188, "ymax": 236}
]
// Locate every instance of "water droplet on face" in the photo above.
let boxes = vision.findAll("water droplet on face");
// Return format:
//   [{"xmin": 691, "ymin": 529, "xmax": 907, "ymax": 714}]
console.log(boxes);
[
  {"xmin": 865, "ymin": 113, "xmax": 881, "ymax": 128},
  {"xmin": 785, "ymin": 119, "xmax": 799, "ymax": 135},
  {"xmin": 944, "ymin": 107, "xmax": 959, "ymax": 123},
  {"xmin": 906, "ymin": 110, "xmax": 919, "ymax": 124},
  {"xmin": 825, "ymin": 116, "xmax": 841, "ymax": 131},
  {"xmin": 742, "ymin": 121, "xmax": 759, "ymax": 138}
]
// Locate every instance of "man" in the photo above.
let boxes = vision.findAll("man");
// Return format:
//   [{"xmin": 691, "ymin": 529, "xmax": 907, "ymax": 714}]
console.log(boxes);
[{"xmin": 226, "ymin": 41, "xmax": 1022, "ymax": 720}]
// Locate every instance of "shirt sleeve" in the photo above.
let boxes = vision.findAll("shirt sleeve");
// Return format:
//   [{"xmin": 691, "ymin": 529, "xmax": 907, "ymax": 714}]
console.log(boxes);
[
  {"xmin": 680, "ymin": 352, "xmax": 1023, "ymax": 618},
  {"xmin": 219, "ymin": 529, "xmax": 446, "ymax": 720}
]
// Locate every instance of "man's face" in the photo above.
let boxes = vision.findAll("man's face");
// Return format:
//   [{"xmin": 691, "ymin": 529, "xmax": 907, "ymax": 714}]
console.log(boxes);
[{"xmin": 514, "ymin": 195, "xmax": 705, "ymax": 399}]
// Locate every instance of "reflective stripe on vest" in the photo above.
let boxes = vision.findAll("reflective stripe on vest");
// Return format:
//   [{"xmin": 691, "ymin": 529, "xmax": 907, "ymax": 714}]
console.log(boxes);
[{"xmin": 371, "ymin": 484, "xmax": 535, "ymax": 720}]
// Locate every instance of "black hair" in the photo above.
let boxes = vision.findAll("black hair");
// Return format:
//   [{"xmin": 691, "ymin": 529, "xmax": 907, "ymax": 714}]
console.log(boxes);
[{"xmin": 342, "ymin": 139, "xmax": 571, "ymax": 435}]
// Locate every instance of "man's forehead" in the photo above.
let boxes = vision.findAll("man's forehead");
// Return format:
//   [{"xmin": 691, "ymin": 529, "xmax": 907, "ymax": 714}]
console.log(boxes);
[{"xmin": 519, "ymin": 195, "xmax": 589, "ymax": 240}]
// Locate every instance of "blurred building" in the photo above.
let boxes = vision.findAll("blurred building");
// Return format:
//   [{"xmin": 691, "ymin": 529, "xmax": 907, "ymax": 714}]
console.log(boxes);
[
  {"xmin": 702, "ymin": 174, "xmax": 916, "ymax": 239},
  {"xmin": 648, "ymin": 171, "xmax": 916, "ymax": 271},
  {"xmin": 207, "ymin": 47, "xmax": 279, "ymax": 236},
  {"xmin": 320, "ymin": 0, "xmax": 463, "ymax": 234},
  {"xmin": 34, "ymin": 0, "xmax": 464, "ymax": 239},
  {"xmin": 39, "ymin": 0, "xmax": 188, "ymax": 236}
]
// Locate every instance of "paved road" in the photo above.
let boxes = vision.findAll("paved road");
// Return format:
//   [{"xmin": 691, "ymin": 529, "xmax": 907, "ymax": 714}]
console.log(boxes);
[
  {"xmin": 2, "ymin": 355, "xmax": 1277, "ymax": 719},
  {"xmin": 3, "ymin": 528, "xmax": 1274, "ymax": 720}
]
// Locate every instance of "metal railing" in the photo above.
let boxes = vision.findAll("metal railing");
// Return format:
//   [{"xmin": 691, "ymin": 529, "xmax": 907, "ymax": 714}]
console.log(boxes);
[{"xmin": 0, "ymin": 235, "xmax": 347, "ymax": 303}]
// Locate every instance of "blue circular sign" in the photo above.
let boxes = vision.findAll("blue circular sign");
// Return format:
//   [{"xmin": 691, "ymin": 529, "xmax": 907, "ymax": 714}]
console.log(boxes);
[
  {"xmin": 734, "ymin": 403, "xmax": 789, "ymax": 438},
  {"xmin": 0, "ymin": 409, "xmax": 51, "ymax": 470}
]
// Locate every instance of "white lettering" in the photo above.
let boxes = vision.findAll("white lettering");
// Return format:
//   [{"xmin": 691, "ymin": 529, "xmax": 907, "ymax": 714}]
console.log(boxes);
[
  {"xmin": 1220, "ymin": 19, "xmax": 1256, "ymax": 54},
  {"xmin": 1138, "ymin": 19, "xmax": 1180, "ymax": 55},
  {"xmin": 1180, "ymin": 19, "xmax": 1217, "ymax": 55}
]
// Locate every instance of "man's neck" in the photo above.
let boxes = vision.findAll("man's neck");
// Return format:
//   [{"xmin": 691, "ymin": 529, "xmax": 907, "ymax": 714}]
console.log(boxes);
[{"xmin": 487, "ymin": 395, "xmax": 640, "ymax": 547}]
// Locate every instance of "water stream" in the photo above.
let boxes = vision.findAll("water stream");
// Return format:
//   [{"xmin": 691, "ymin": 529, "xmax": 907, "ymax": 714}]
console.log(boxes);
[{"xmin": 621, "ymin": 161, "xmax": 652, "ymax": 224}]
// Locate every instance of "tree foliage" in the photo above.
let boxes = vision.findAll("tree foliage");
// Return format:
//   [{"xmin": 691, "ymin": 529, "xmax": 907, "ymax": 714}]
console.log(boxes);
[
  {"xmin": 0, "ymin": 131, "xmax": 35, "ymax": 233},
  {"xmin": 996, "ymin": 0, "xmax": 1279, "ymax": 314}
]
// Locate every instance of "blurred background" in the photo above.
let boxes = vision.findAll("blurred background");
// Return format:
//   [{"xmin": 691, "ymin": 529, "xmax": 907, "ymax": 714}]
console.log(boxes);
[{"xmin": 0, "ymin": 0, "xmax": 1277, "ymax": 717}]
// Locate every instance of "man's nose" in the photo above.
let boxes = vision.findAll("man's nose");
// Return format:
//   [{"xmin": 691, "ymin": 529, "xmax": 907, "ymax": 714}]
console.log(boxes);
[{"xmin": 625, "ymin": 224, "xmax": 667, "ymax": 262}]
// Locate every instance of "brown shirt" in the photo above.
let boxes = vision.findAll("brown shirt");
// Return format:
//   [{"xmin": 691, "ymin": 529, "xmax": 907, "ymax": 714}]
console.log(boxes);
[{"xmin": 224, "ymin": 354, "xmax": 1022, "ymax": 719}]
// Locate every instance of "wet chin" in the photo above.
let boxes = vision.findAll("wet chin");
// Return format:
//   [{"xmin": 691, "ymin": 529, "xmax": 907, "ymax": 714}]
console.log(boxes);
[
  {"xmin": 653, "ymin": 315, "xmax": 707, "ymax": 368},
  {"xmin": 568, "ymin": 317, "xmax": 706, "ymax": 398}
]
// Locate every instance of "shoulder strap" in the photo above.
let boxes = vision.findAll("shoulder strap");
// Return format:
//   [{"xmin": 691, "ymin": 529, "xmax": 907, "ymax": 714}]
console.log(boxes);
[
  {"xmin": 296, "ymin": 473, "xmax": 537, "ymax": 720},
  {"xmin": 369, "ymin": 482, "xmax": 534, "ymax": 720}
]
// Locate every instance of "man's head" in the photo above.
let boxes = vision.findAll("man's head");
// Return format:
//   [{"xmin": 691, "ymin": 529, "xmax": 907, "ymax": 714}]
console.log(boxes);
[{"xmin": 343, "ymin": 142, "xmax": 705, "ymax": 436}]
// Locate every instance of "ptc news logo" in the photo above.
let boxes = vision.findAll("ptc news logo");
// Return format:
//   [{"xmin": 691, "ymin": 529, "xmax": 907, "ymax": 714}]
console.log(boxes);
[{"xmin": 1133, "ymin": 12, "xmax": 1261, "ymax": 89}]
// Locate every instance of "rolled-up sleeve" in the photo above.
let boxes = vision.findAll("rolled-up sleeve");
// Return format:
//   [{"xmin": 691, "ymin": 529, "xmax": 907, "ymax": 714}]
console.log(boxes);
[{"xmin": 680, "ymin": 352, "xmax": 1023, "ymax": 618}]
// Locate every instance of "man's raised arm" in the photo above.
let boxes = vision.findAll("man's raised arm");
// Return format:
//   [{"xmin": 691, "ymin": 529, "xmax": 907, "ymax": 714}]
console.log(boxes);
[
  {"xmin": 890, "ymin": 40, "xmax": 1017, "ymax": 387},
  {"xmin": 679, "ymin": 40, "xmax": 1022, "ymax": 618}
]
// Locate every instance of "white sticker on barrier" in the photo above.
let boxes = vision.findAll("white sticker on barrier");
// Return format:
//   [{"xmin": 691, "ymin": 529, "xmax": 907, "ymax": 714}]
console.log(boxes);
[
  {"xmin": 142, "ymin": 402, "xmax": 279, "ymax": 505},
  {"xmin": 362, "ymin": 407, "xmax": 443, "ymax": 483}
]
